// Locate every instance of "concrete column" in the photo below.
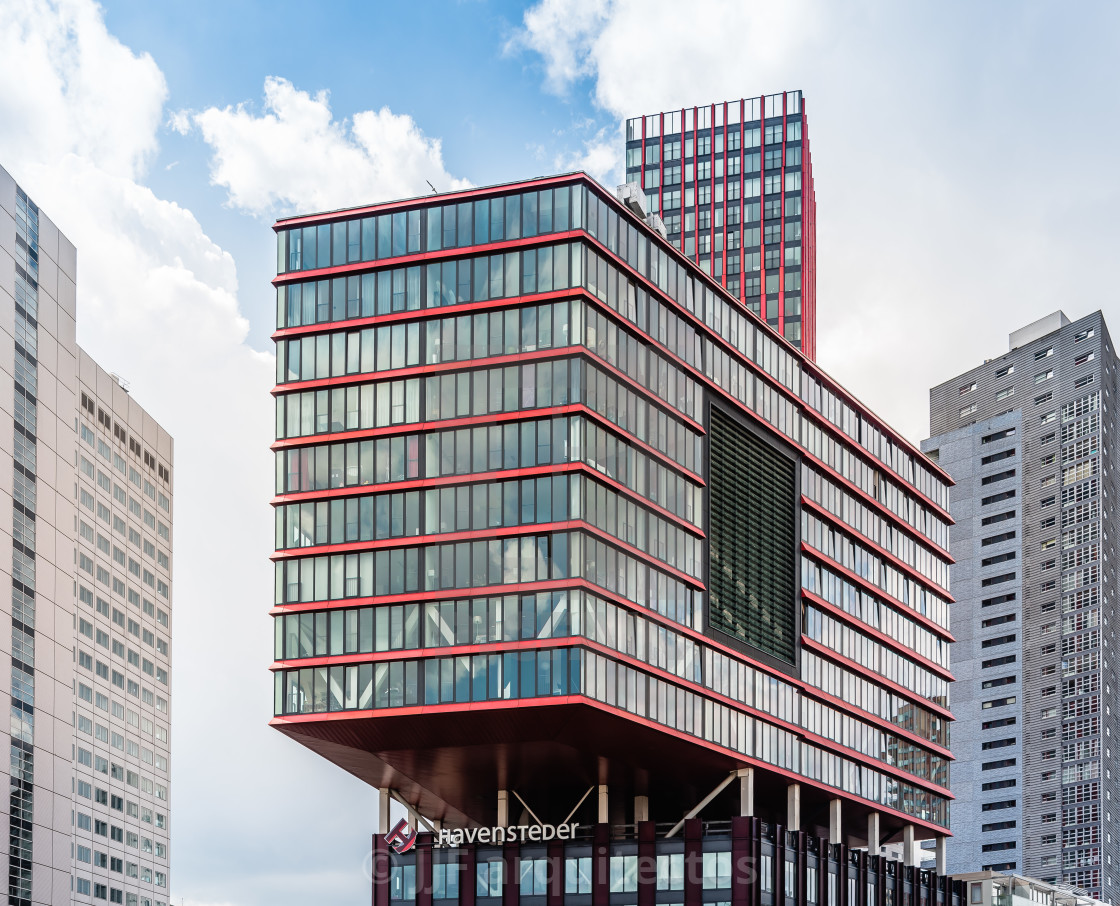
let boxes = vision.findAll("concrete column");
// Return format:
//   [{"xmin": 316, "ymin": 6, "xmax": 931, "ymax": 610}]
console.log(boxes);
[
  {"xmin": 407, "ymin": 812, "xmax": 417, "ymax": 831},
  {"xmin": 497, "ymin": 790, "xmax": 509, "ymax": 828},
  {"xmin": 786, "ymin": 783, "xmax": 801, "ymax": 832},
  {"xmin": 935, "ymin": 836, "xmax": 947, "ymax": 876},
  {"xmin": 903, "ymin": 824, "xmax": 917, "ymax": 867},
  {"xmin": 597, "ymin": 784, "xmax": 609, "ymax": 824},
  {"xmin": 634, "ymin": 795, "xmax": 649, "ymax": 824},
  {"xmin": 828, "ymin": 798, "xmax": 842, "ymax": 845},
  {"xmin": 738, "ymin": 768, "xmax": 754, "ymax": 817},
  {"xmin": 379, "ymin": 788, "xmax": 391, "ymax": 834},
  {"xmin": 867, "ymin": 811, "xmax": 880, "ymax": 855}
]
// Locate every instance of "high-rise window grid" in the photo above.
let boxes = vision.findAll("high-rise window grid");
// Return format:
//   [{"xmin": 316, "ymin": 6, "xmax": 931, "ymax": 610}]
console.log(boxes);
[
  {"xmin": 9, "ymin": 186, "xmax": 39, "ymax": 906},
  {"xmin": 72, "ymin": 398, "xmax": 172, "ymax": 906},
  {"xmin": 270, "ymin": 175, "xmax": 953, "ymax": 842},
  {"xmin": 925, "ymin": 312, "xmax": 1115, "ymax": 896},
  {"xmin": 623, "ymin": 92, "xmax": 816, "ymax": 359}
]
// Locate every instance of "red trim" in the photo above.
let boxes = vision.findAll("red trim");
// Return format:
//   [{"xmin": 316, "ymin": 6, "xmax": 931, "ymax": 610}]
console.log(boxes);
[
  {"xmin": 657, "ymin": 112, "xmax": 664, "ymax": 223},
  {"xmin": 273, "ymin": 343, "xmax": 706, "ymax": 436},
  {"xmin": 801, "ymin": 96, "xmax": 817, "ymax": 361},
  {"xmin": 268, "ymin": 576, "xmax": 579, "ymax": 615},
  {"xmin": 801, "ymin": 541, "xmax": 955, "ymax": 642},
  {"xmin": 578, "ymin": 233, "xmax": 955, "ymax": 523},
  {"xmin": 573, "ymin": 293, "xmax": 959, "ymax": 563},
  {"xmin": 272, "ymin": 231, "xmax": 582, "ymax": 288},
  {"xmin": 272, "ymin": 285, "xmax": 571, "ymax": 341},
  {"xmin": 801, "ymin": 496, "xmax": 952, "ymax": 596},
  {"xmin": 272, "ymin": 460, "xmax": 704, "ymax": 538},
  {"xmin": 269, "ymin": 403, "xmax": 581, "ymax": 451},
  {"xmin": 270, "ymin": 518, "xmax": 703, "ymax": 588},
  {"xmin": 579, "ymin": 282, "xmax": 955, "ymax": 544},
  {"xmin": 270, "ymin": 693, "xmax": 953, "ymax": 833},
  {"xmin": 801, "ymin": 635, "xmax": 954, "ymax": 722},
  {"xmin": 273, "ymin": 345, "xmax": 579, "ymax": 396},
  {"xmin": 274, "ymin": 174, "xmax": 586, "ymax": 229},
  {"xmin": 779, "ymin": 93, "xmax": 787, "ymax": 336},
  {"xmin": 268, "ymin": 574, "xmax": 953, "ymax": 757},
  {"xmin": 802, "ymin": 449, "xmax": 955, "ymax": 558},
  {"xmin": 269, "ymin": 401, "xmax": 705, "ymax": 486},
  {"xmin": 801, "ymin": 589, "xmax": 954, "ymax": 683},
  {"xmin": 274, "ymin": 171, "xmax": 952, "ymax": 490},
  {"xmin": 271, "ymin": 635, "xmax": 951, "ymax": 796}
]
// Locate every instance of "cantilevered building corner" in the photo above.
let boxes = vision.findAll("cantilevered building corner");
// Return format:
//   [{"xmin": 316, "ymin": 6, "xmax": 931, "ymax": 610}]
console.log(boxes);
[{"xmin": 269, "ymin": 173, "xmax": 958, "ymax": 906}]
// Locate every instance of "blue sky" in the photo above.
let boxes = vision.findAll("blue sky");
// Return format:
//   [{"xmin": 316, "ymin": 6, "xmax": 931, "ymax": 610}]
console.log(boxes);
[
  {"xmin": 2, "ymin": 1, "xmax": 1120, "ymax": 904},
  {"xmin": 102, "ymin": 0, "xmax": 617, "ymax": 347}
]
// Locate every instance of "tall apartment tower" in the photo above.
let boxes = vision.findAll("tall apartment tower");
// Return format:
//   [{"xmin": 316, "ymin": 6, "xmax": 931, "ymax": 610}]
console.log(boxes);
[
  {"xmin": 923, "ymin": 311, "xmax": 1115, "ymax": 898},
  {"xmin": 624, "ymin": 92, "xmax": 816, "ymax": 358},
  {"xmin": 269, "ymin": 172, "xmax": 959, "ymax": 906},
  {"xmin": 0, "ymin": 165, "xmax": 174, "ymax": 906}
]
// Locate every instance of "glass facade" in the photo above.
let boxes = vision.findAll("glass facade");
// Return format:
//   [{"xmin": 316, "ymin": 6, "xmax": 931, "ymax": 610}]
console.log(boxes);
[
  {"xmin": 372, "ymin": 821, "xmax": 965, "ymax": 906},
  {"xmin": 623, "ymin": 93, "xmax": 817, "ymax": 359},
  {"xmin": 9, "ymin": 185, "xmax": 39, "ymax": 906},
  {"xmin": 270, "ymin": 174, "xmax": 953, "ymax": 843}
]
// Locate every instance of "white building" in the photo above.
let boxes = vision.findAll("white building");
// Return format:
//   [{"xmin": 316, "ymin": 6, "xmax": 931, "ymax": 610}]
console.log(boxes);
[
  {"xmin": 955, "ymin": 871, "xmax": 1108, "ymax": 906},
  {"xmin": 0, "ymin": 165, "xmax": 173, "ymax": 906}
]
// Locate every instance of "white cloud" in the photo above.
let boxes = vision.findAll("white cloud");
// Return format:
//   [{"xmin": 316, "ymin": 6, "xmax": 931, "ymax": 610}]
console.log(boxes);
[
  {"xmin": 554, "ymin": 127, "xmax": 623, "ymax": 186},
  {"xmin": 511, "ymin": 0, "xmax": 823, "ymax": 113},
  {"xmin": 506, "ymin": 0, "xmax": 611, "ymax": 93},
  {"xmin": 186, "ymin": 76, "xmax": 470, "ymax": 217},
  {"xmin": 0, "ymin": 0, "xmax": 165, "ymax": 179},
  {"xmin": 511, "ymin": 0, "xmax": 1120, "ymax": 443},
  {"xmin": 0, "ymin": 1, "xmax": 381, "ymax": 904}
]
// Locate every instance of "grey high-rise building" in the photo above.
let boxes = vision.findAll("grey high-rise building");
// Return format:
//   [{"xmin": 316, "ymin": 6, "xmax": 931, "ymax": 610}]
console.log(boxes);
[
  {"xmin": 923, "ymin": 311, "xmax": 1116, "ymax": 899},
  {"xmin": 0, "ymin": 165, "xmax": 174, "ymax": 906}
]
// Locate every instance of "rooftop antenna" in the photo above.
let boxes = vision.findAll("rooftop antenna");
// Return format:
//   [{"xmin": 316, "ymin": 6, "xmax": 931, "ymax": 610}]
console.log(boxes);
[{"xmin": 426, "ymin": 181, "xmax": 438, "ymax": 194}]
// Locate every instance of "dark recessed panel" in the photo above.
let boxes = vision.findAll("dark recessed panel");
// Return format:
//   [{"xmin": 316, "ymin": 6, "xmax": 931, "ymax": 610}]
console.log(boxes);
[{"xmin": 708, "ymin": 406, "xmax": 797, "ymax": 665}]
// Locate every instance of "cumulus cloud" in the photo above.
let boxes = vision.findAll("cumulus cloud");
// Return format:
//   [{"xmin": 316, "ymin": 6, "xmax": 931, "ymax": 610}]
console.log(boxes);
[
  {"xmin": 510, "ymin": 0, "xmax": 1120, "ymax": 442},
  {"xmin": 510, "ymin": 0, "xmax": 822, "ymax": 114},
  {"xmin": 554, "ymin": 127, "xmax": 623, "ymax": 187},
  {"xmin": 506, "ymin": 0, "xmax": 611, "ymax": 93},
  {"xmin": 0, "ymin": 0, "xmax": 166, "ymax": 179},
  {"xmin": 0, "ymin": 1, "xmax": 380, "ymax": 904},
  {"xmin": 185, "ymin": 76, "xmax": 470, "ymax": 217}
]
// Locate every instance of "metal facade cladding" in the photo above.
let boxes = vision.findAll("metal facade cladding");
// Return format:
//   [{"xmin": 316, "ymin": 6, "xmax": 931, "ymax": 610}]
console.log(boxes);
[{"xmin": 268, "ymin": 172, "xmax": 955, "ymax": 843}]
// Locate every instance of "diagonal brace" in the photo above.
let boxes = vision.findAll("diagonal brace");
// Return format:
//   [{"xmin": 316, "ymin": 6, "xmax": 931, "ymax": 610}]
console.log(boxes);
[{"xmin": 665, "ymin": 769, "xmax": 748, "ymax": 838}]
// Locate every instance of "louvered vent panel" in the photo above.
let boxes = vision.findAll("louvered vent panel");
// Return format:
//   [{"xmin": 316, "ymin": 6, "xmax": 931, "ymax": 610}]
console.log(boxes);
[{"xmin": 708, "ymin": 407, "xmax": 797, "ymax": 664}]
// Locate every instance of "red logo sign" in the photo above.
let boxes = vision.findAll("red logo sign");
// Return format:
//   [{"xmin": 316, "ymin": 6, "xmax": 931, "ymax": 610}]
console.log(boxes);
[{"xmin": 385, "ymin": 818, "xmax": 417, "ymax": 854}]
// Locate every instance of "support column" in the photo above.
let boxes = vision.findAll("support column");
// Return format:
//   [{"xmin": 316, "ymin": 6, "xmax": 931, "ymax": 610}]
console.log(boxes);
[
  {"xmin": 634, "ymin": 795, "xmax": 649, "ymax": 824},
  {"xmin": 935, "ymin": 836, "xmax": 947, "ymax": 876},
  {"xmin": 597, "ymin": 784, "xmax": 609, "ymax": 824},
  {"xmin": 497, "ymin": 790, "xmax": 509, "ymax": 828},
  {"xmin": 903, "ymin": 824, "xmax": 917, "ymax": 867},
  {"xmin": 867, "ymin": 811, "xmax": 880, "ymax": 855},
  {"xmin": 828, "ymin": 798, "xmax": 842, "ymax": 845},
  {"xmin": 738, "ymin": 768, "xmax": 754, "ymax": 817},
  {"xmin": 379, "ymin": 788, "xmax": 391, "ymax": 834},
  {"xmin": 786, "ymin": 783, "xmax": 800, "ymax": 832}
]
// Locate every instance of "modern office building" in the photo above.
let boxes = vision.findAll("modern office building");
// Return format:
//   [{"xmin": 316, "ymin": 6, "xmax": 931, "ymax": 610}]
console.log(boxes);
[
  {"xmin": 0, "ymin": 165, "xmax": 174, "ymax": 906},
  {"xmin": 269, "ymin": 172, "xmax": 955, "ymax": 903},
  {"xmin": 623, "ymin": 92, "xmax": 816, "ymax": 357},
  {"xmin": 953, "ymin": 871, "xmax": 1107, "ymax": 906},
  {"xmin": 923, "ymin": 311, "xmax": 1115, "ymax": 898}
]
